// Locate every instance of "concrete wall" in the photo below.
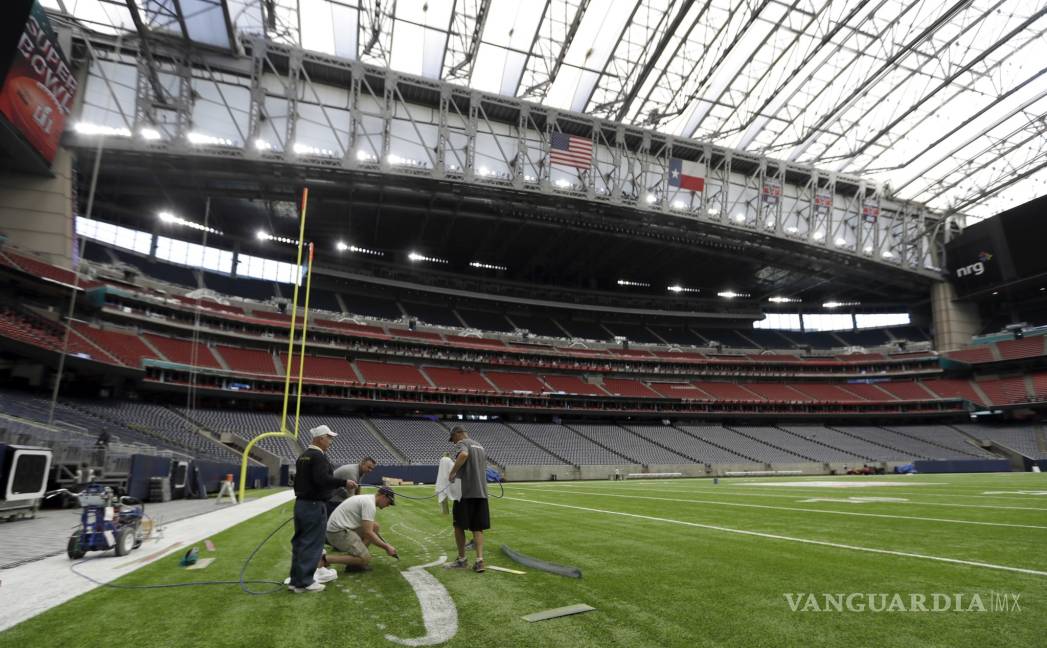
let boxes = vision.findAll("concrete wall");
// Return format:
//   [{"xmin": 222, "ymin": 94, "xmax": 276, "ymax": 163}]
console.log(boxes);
[
  {"xmin": 931, "ymin": 281, "xmax": 981, "ymax": 352},
  {"xmin": 501, "ymin": 461, "xmax": 883, "ymax": 481},
  {"xmin": 0, "ymin": 147, "xmax": 74, "ymax": 267}
]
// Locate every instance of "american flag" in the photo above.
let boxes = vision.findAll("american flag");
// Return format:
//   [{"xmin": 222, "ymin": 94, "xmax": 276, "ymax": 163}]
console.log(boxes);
[{"xmin": 550, "ymin": 132, "xmax": 592, "ymax": 170}]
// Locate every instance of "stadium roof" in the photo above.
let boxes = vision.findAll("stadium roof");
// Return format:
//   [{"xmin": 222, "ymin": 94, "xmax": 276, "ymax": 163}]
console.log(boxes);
[{"xmin": 46, "ymin": 0, "xmax": 1047, "ymax": 222}]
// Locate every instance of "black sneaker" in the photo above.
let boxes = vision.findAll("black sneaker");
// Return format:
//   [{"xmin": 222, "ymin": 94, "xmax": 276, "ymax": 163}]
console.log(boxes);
[
  {"xmin": 472, "ymin": 559, "xmax": 485, "ymax": 573},
  {"xmin": 444, "ymin": 557, "xmax": 468, "ymax": 569}
]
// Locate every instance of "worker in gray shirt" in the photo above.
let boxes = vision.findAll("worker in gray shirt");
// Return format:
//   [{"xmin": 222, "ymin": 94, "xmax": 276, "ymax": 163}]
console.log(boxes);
[
  {"xmin": 328, "ymin": 457, "xmax": 377, "ymax": 515},
  {"xmin": 444, "ymin": 426, "xmax": 490, "ymax": 573}
]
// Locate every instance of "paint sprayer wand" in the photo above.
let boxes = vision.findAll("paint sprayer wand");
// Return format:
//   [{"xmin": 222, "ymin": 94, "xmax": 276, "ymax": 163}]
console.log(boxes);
[{"xmin": 376, "ymin": 531, "xmax": 399, "ymax": 560}]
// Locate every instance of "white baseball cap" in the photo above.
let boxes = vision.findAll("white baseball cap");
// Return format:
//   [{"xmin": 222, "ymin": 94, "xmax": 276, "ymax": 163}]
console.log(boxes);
[{"xmin": 309, "ymin": 424, "xmax": 338, "ymax": 440}]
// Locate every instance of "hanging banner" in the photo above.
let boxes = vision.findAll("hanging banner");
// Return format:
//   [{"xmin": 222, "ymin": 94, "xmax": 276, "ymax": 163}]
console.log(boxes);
[
  {"xmin": 761, "ymin": 180, "xmax": 781, "ymax": 206},
  {"xmin": 0, "ymin": 1, "xmax": 77, "ymax": 165},
  {"xmin": 814, "ymin": 192, "xmax": 833, "ymax": 215}
]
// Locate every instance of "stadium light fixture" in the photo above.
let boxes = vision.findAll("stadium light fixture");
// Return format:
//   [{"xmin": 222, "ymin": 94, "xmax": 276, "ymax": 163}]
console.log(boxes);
[
  {"xmin": 785, "ymin": 226, "xmax": 798, "ymax": 234},
  {"xmin": 187, "ymin": 131, "xmax": 233, "ymax": 147},
  {"xmin": 617, "ymin": 279, "xmax": 650, "ymax": 288},
  {"xmin": 293, "ymin": 142, "xmax": 336, "ymax": 157},
  {"xmin": 256, "ymin": 231, "xmax": 296, "ymax": 245},
  {"xmin": 74, "ymin": 122, "xmax": 131, "ymax": 137},
  {"xmin": 707, "ymin": 207, "xmax": 719, "ymax": 215},
  {"xmin": 822, "ymin": 301, "xmax": 860, "ymax": 309},
  {"xmin": 834, "ymin": 237, "xmax": 848, "ymax": 247},
  {"xmin": 408, "ymin": 251, "xmax": 447, "ymax": 264},
  {"xmin": 356, "ymin": 150, "xmax": 377, "ymax": 162},
  {"xmin": 140, "ymin": 127, "xmax": 162, "ymax": 141},
  {"xmin": 645, "ymin": 194, "xmax": 658, "ymax": 204},
  {"xmin": 812, "ymin": 230, "xmax": 825, "ymax": 240},
  {"xmin": 254, "ymin": 138, "xmax": 272, "ymax": 151},
  {"xmin": 768, "ymin": 296, "xmax": 800, "ymax": 303},
  {"xmin": 765, "ymin": 218, "xmax": 775, "ymax": 228},
  {"xmin": 733, "ymin": 213, "xmax": 746, "ymax": 223},
  {"xmin": 717, "ymin": 290, "xmax": 749, "ymax": 299},
  {"xmin": 158, "ymin": 210, "xmax": 222, "ymax": 235},
  {"xmin": 554, "ymin": 178, "xmax": 571, "ymax": 188},
  {"xmin": 353, "ymin": 245, "xmax": 382, "ymax": 256},
  {"xmin": 881, "ymin": 250, "xmax": 895, "ymax": 258},
  {"xmin": 470, "ymin": 261, "xmax": 507, "ymax": 271},
  {"xmin": 863, "ymin": 245, "xmax": 874, "ymax": 253},
  {"xmin": 672, "ymin": 200, "xmax": 687, "ymax": 210},
  {"xmin": 667, "ymin": 285, "xmax": 699, "ymax": 294},
  {"xmin": 337, "ymin": 241, "xmax": 383, "ymax": 256}
]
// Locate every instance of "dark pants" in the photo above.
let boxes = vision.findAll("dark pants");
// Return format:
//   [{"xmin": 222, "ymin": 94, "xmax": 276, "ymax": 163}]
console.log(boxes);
[{"xmin": 289, "ymin": 499, "xmax": 327, "ymax": 587}]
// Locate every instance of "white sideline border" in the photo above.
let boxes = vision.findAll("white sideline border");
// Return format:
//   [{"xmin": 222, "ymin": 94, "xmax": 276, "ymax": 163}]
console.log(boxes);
[
  {"xmin": 0, "ymin": 489, "xmax": 295, "ymax": 633},
  {"xmin": 505, "ymin": 496, "xmax": 1047, "ymax": 578},
  {"xmin": 516, "ymin": 479, "xmax": 1047, "ymax": 502},
  {"xmin": 553, "ymin": 489, "xmax": 1047, "ymax": 530},
  {"xmin": 519, "ymin": 482, "xmax": 1047, "ymax": 512}
]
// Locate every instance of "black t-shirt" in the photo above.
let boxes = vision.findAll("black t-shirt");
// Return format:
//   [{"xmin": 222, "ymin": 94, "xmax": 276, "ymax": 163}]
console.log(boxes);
[{"xmin": 294, "ymin": 447, "xmax": 344, "ymax": 501}]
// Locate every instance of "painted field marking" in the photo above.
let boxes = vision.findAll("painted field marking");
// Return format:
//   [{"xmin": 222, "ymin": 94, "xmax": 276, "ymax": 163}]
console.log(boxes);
[
  {"xmin": 510, "ymin": 482, "xmax": 1047, "ymax": 510},
  {"xmin": 552, "ymin": 490, "xmax": 1047, "ymax": 530},
  {"xmin": 505, "ymin": 496, "xmax": 1047, "ymax": 578},
  {"xmin": 983, "ymin": 491, "xmax": 1047, "ymax": 496},
  {"xmin": 632, "ymin": 482, "xmax": 1047, "ymax": 501},
  {"xmin": 798, "ymin": 497, "xmax": 909, "ymax": 503},
  {"xmin": 741, "ymin": 480, "xmax": 936, "ymax": 488},
  {"xmin": 385, "ymin": 555, "xmax": 458, "ymax": 647}
]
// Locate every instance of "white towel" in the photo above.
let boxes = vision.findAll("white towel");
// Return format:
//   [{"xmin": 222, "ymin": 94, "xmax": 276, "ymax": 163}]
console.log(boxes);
[{"xmin": 436, "ymin": 456, "xmax": 461, "ymax": 503}]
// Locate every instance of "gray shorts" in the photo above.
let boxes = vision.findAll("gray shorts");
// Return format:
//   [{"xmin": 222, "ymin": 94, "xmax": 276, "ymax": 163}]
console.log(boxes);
[{"xmin": 327, "ymin": 528, "xmax": 370, "ymax": 559}]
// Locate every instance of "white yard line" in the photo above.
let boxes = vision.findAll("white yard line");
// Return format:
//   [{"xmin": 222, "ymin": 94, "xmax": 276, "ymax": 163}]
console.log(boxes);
[
  {"xmin": 0, "ymin": 490, "xmax": 295, "ymax": 633},
  {"xmin": 551, "ymin": 490, "xmax": 1047, "ymax": 530},
  {"xmin": 522, "ymin": 483, "xmax": 1047, "ymax": 512},
  {"xmin": 505, "ymin": 496, "xmax": 1047, "ymax": 578},
  {"xmin": 509, "ymin": 481, "xmax": 1047, "ymax": 508},
  {"xmin": 529, "ymin": 481, "xmax": 1047, "ymax": 502}
]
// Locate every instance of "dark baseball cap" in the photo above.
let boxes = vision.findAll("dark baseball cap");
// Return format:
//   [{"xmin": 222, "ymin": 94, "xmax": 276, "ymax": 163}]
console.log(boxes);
[
  {"xmin": 377, "ymin": 486, "xmax": 396, "ymax": 505},
  {"xmin": 448, "ymin": 426, "xmax": 464, "ymax": 442}
]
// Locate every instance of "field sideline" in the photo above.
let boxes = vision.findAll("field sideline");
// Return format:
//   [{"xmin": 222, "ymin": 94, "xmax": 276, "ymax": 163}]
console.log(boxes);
[{"xmin": 1, "ymin": 472, "xmax": 1045, "ymax": 647}]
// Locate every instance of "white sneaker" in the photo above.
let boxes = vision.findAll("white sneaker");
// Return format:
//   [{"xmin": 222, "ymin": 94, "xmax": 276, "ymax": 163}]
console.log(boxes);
[
  {"xmin": 292, "ymin": 582, "xmax": 325, "ymax": 593},
  {"xmin": 283, "ymin": 577, "xmax": 294, "ymax": 591},
  {"xmin": 314, "ymin": 567, "xmax": 338, "ymax": 584}
]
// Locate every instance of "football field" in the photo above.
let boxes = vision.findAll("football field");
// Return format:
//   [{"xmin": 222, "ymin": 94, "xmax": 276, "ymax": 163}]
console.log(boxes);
[{"xmin": 3, "ymin": 472, "xmax": 1045, "ymax": 647}]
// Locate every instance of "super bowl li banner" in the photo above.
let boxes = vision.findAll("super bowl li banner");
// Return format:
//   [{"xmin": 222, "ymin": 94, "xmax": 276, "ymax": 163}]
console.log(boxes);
[{"xmin": 0, "ymin": 1, "xmax": 77, "ymax": 164}]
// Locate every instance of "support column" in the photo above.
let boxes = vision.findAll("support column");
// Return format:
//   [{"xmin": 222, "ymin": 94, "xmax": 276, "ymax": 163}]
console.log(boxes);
[
  {"xmin": 931, "ymin": 281, "xmax": 981, "ymax": 351},
  {"xmin": 0, "ymin": 147, "xmax": 75, "ymax": 267}
]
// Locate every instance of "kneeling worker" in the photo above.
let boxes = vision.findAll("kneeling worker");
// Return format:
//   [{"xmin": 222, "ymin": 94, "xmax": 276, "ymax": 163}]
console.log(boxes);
[{"xmin": 326, "ymin": 486, "xmax": 398, "ymax": 571}]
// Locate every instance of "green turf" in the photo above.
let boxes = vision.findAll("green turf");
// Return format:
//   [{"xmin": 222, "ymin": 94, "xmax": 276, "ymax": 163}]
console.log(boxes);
[{"xmin": 3, "ymin": 473, "xmax": 1046, "ymax": 647}]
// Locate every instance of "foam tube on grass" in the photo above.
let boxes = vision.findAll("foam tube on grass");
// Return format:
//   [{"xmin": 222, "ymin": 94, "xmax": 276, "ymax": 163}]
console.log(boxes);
[{"xmin": 501, "ymin": 545, "xmax": 582, "ymax": 578}]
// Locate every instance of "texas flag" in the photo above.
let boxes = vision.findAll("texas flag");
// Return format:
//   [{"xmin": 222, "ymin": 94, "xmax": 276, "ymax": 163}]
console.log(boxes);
[{"xmin": 669, "ymin": 158, "xmax": 705, "ymax": 192}]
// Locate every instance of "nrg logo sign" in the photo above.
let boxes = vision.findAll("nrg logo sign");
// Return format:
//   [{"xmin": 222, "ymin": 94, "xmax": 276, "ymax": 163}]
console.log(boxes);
[{"xmin": 955, "ymin": 251, "xmax": 993, "ymax": 278}]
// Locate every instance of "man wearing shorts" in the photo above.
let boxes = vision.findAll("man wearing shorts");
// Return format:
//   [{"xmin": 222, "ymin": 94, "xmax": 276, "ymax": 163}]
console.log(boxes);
[
  {"xmin": 445, "ymin": 426, "xmax": 489, "ymax": 573},
  {"xmin": 325, "ymin": 486, "xmax": 397, "ymax": 572}
]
